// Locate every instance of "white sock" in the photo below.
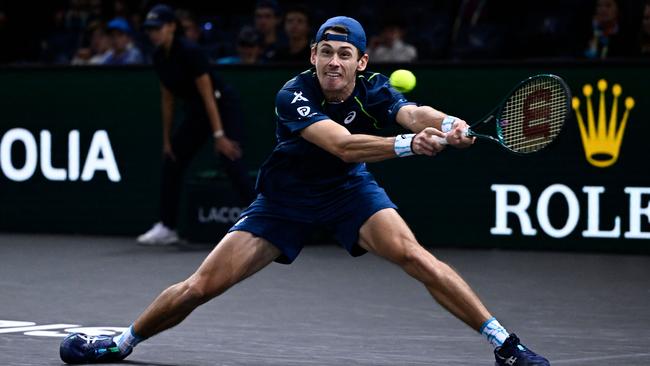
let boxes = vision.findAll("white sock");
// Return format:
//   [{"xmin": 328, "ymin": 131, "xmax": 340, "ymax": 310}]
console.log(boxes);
[
  {"xmin": 480, "ymin": 317, "xmax": 510, "ymax": 348},
  {"xmin": 113, "ymin": 325, "xmax": 144, "ymax": 354}
]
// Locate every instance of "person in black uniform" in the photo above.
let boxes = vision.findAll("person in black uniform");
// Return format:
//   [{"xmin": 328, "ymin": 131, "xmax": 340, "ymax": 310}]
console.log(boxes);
[{"xmin": 137, "ymin": 4, "xmax": 255, "ymax": 245}]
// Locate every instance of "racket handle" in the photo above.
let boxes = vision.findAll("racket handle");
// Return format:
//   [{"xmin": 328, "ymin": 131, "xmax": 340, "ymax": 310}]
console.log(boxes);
[
  {"xmin": 432, "ymin": 128, "xmax": 469, "ymax": 146},
  {"xmin": 433, "ymin": 136, "xmax": 448, "ymax": 145}
]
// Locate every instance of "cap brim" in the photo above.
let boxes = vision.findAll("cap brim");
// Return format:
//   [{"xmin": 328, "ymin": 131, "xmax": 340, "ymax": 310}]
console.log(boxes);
[
  {"xmin": 108, "ymin": 27, "xmax": 130, "ymax": 33},
  {"xmin": 143, "ymin": 19, "xmax": 164, "ymax": 29}
]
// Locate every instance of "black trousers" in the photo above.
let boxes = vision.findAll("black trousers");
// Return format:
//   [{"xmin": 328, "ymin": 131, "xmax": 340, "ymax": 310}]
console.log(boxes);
[{"xmin": 160, "ymin": 108, "xmax": 255, "ymax": 229}]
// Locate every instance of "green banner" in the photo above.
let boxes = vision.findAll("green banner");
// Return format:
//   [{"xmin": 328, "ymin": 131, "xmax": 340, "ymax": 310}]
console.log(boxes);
[{"xmin": 1, "ymin": 64, "xmax": 648, "ymax": 253}]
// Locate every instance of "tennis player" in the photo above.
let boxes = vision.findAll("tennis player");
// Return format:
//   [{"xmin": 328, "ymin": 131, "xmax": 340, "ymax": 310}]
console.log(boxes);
[{"xmin": 60, "ymin": 15, "xmax": 550, "ymax": 366}]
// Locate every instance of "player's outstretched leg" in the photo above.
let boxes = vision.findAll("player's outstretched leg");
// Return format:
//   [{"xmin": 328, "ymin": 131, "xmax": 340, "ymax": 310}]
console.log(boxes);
[
  {"xmin": 59, "ymin": 231, "xmax": 280, "ymax": 364},
  {"xmin": 359, "ymin": 209, "xmax": 549, "ymax": 365}
]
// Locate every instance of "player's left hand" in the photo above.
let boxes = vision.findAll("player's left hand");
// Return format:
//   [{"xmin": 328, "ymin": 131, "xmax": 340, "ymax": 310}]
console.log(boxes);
[{"xmin": 446, "ymin": 118, "xmax": 475, "ymax": 148}]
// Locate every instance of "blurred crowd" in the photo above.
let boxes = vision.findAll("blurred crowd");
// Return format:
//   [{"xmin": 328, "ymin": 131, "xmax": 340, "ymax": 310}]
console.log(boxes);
[{"xmin": 0, "ymin": 0, "xmax": 649, "ymax": 66}]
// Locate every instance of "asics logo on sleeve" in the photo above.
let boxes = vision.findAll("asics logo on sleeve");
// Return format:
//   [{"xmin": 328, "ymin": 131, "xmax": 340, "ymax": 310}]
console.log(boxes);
[{"xmin": 291, "ymin": 91, "xmax": 309, "ymax": 104}]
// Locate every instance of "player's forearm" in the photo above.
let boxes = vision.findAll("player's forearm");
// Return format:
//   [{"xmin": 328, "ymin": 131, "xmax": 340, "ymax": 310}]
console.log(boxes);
[
  {"xmin": 203, "ymin": 96, "xmax": 224, "ymax": 133},
  {"xmin": 195, "ymin": 74, "xmax": 224, "ymax": 133},
  {"xmin": 400, "ymin": 105, "xmax": 446, "ymax": 132},
  {"xmin": 336, "ymin": 134, "xmax": 397, "ymax": 163},
  {"xmin": 161, "ymin": 96, "xmax": 174, "ymax": 143}
]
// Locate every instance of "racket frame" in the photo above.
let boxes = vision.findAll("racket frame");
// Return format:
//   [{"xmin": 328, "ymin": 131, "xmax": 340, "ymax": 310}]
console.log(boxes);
[{"xmin": 464, "ymin": 73, "xmax": 571, "ymax": 155}]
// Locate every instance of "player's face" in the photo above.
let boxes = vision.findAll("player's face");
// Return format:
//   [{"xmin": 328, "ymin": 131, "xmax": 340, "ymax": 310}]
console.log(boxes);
[
  {"xmin": 311, "ymin": 34, "xmax": 368, "ymax": 100},
  {"xmin": 146, "ymin": 23, "xmax": 175, "ymax": 47}
]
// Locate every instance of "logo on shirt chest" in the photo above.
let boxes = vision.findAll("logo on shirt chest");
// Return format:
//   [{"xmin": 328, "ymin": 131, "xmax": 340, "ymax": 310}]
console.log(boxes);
[{"xmin": 344, "ymin": 111, "xmax": 357, "ymax": 125}]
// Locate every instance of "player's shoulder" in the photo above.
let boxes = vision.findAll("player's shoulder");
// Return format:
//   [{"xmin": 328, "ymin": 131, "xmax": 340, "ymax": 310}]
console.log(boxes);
[
  {"xmin": 281, "ymin": 68, "xmax": 318, "ymax": 91},
  {"xmin": 176, "ymin": 37, "xmax": 200, "ymax": 52},
  {"xmin": 276, "ymin": 68, "xmax": 321, "ymax": 104},
  {"xmin": 357, "ymin": 70, "xmax": 390, "ymax": 90},
  {"xmin": 174, "ymin": 37, "xmax": 208, "ymax": 61},
  {"xmin": 356, "ymin": 70, "xmax": 398, "ymax": 103}
]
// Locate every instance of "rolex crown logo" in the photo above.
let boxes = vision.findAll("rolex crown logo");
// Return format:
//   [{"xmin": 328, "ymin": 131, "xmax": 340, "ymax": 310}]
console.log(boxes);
[{"xmin": 572, "ymin": 79, "xmax": 635, "ymax": 168}]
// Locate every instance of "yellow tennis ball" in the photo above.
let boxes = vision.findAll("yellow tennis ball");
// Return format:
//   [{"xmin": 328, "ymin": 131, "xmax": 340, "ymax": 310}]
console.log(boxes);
[{"xmin": 389, "ymin": 69, "xmax": 416, "ymax": 93}]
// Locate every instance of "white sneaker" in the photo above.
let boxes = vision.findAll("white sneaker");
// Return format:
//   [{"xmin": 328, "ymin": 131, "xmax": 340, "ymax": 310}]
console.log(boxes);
[{"xmin": 137, "ymin": 222, "xmax": 179, "ymax": 246}]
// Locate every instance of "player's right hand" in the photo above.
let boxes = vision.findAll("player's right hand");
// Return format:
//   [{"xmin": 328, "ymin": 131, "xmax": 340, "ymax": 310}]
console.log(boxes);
[
  {"xmin": 163, "ymin": 142, "xmax": 176, "ymax": 161},
  {"xmin": 215, "ymin": 136, "xmax": 242, "ymax": 161},
  {"xmin": 412, "ymin": 127, "xmax": 446, "ymax": 156}
]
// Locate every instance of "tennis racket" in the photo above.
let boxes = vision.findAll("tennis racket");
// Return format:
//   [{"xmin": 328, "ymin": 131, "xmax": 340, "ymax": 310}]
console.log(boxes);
[{"xmin": 435, "ymin": 74, "xmax": 571, "ymax": 154}]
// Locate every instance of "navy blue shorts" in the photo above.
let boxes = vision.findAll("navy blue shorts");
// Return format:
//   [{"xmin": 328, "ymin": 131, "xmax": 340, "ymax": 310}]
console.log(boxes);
[{"xmin": 228, "ymin": 180, "xmax": 397, "ymax": 264}]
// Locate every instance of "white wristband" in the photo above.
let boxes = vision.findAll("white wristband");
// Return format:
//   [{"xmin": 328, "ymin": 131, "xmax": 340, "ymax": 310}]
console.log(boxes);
[
  {"xmin": 441, "ymin": 115, "xmax": 457, "ymax": 133},
  {"xmin": 213, "ymin": 130, "xmax": 225, "ymax": 139},
  {"xmin": 394, "ymin": 134, "xmax": 416, "ymax": 157}
]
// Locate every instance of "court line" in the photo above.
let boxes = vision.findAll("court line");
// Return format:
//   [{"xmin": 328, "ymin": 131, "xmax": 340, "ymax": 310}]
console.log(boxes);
[
  {"xmin": 0, "ymin": 324, "xmax": 79, "ymax": 334},
  {"xmin": 552, "ymin": 353, "xmax": 650, "ymax": 364}
]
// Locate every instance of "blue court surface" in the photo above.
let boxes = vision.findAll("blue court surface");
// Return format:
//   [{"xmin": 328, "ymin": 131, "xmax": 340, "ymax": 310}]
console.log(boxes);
[{"xmin": 1, "ymin": 233, "xmax": 649, "ymax": 365}]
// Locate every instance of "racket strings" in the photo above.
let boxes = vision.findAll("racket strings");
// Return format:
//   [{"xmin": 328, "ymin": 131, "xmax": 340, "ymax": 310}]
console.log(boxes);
[{"xmin": 500, "ymin": 78, "xmax": 567, "ymax": 153}]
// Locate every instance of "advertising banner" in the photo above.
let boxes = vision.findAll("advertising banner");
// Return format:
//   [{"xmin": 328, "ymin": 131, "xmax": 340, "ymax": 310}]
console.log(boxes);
[{"xmin": 1, "ymin": 64, "xmax": 648, "ymax": 252}]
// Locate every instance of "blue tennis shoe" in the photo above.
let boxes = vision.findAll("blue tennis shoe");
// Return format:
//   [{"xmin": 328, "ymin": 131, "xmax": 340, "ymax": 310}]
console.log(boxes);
[
  {"xmin": 60, "ymin": 333, "xmax": 130, "ymax": 364},
  {"xmin": 494, "ymin": 334, "xmax": 550, "ymax": 366}
]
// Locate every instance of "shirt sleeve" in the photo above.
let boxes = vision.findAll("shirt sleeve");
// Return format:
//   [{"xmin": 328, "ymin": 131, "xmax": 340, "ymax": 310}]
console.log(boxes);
[
  {"xmin": 184, "ymin": 45, "xmax": 211, "ymax": 79},
  {"xmin": 367, "ymin": 74, "xmax": 417, "ymax": 126},
  {"xmin": 275, "ymin": 88, "xmax": 330, "ymax": 134}
]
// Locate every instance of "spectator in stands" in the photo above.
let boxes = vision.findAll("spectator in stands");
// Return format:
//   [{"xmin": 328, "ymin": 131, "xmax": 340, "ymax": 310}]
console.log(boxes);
[
  {"xmin": 273, "ymin": 4, "xmax": 312, "ymax": 63},
  {"xmin": 64, "ymin": 0, "xmax": 92, "ymax": 33},
  {"xmin": 102, "ymin": 17, "xmax": 144, "ymax": 65},
  {"xmin": 639, "ymin": 0, "xmax": 650, "ymax": 56},
  {"xmin": 446, "ymin": 0, "xmax": 515, "ymax": 59},
  {"xmin": 216, "ymin": 26, "xmax": 265, "ymax": 64},
  {"xmin": 89, "ymin": 0, "xmax": 103, "ymax": 19},
  {"xmin": 254, "ymin": 0, "xmax": 285, "ymax": 61},
  {"xmin": 0, "ymin": 10, "xmax": 8, "ymax": 64},
  {"xmin": 41, "ymin": 5, "xmax": 84, "ymax": 63},
  {"xmin": 137, "ymin": 4, "xmax": 255, "ymax": 245},
  {"xmin": 71, "ymin": 20, "xmax": 111, "ymax": 65},
  {"xmin": 177, "ymin": 9, "xmax": 202, "ymax": 44},
  {"xmin": 176, "ymin": 8, "xmax": 223, "ymax": 62},
  {"xmin": 367, "ymin": 15, "xmax": 418, "ymax": 63},
  {"xmin": 113, "ymin": 0, "xmax": 130, "ymax": 19},
  {"xmin": 583, "ymin": 0, "xmax": 634, "ymax": 59}
]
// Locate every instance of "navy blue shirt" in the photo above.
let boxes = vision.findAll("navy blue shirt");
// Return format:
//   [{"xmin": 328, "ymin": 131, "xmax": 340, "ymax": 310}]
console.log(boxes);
[
  {"xmin": 152, "ymin": 36, "xmax": 237, "ymax": 117},
  {"xmin": 153, "ymin": 37, "xmax": 209, "ymax": 101},
  {"xmin": 256, "ymin": 68, "xmax": 415, "ymax": 206}
]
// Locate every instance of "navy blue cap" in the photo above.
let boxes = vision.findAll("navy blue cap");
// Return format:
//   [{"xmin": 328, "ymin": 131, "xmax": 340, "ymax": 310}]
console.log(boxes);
[
  {"xmin": 143, "ymin": 4, "xmax": 176, "ymax": 28},
  {"xmin": 107, "ymin": 17, "xmax": 132, "ymax": 34},
  {"xmin": 315, "ymin": 16, "xmax": 366, "ymax": 54}
]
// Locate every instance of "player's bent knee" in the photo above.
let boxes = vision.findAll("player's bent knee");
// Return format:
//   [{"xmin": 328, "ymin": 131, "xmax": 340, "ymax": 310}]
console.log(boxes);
[
  {"xmin": 399, "ymin": 246, "xmax": 446, "ymax": 283},
  {"xmin": 391, "ymin": 237, "xmax": 424, "ymax": 266},
  {"xmin": 180, "ymin": 275, "xmax": 227, "ymax": 307}
]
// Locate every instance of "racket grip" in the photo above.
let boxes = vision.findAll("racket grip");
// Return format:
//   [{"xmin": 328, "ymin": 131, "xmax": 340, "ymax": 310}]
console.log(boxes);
[
  {"xmin": 433, "ymin": 128, "xmax": 469, "ymax": 145},
  {"xmin": 433, "ymin": 136, "xmax": 448, "ymax": 145}
]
